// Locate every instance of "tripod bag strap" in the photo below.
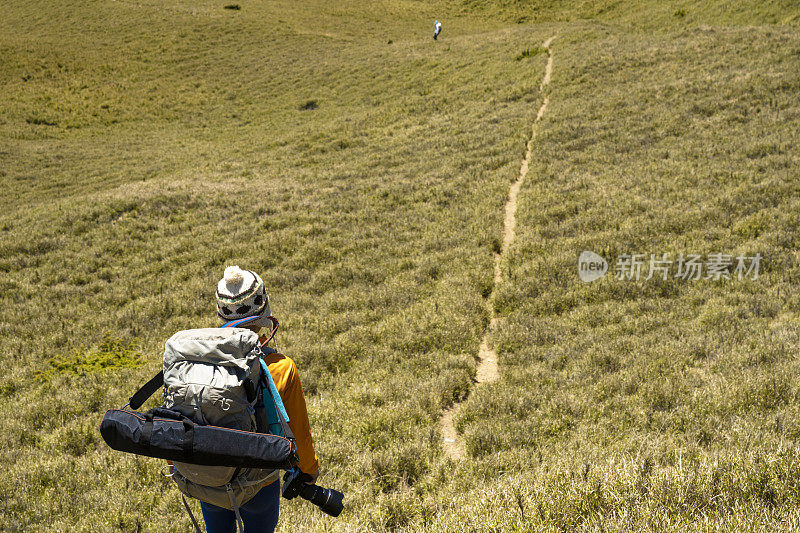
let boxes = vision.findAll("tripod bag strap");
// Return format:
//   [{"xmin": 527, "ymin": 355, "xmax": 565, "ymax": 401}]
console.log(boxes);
[{"xmin": 128, "ymin": 370, "xmax": 164, "ymax": 410}]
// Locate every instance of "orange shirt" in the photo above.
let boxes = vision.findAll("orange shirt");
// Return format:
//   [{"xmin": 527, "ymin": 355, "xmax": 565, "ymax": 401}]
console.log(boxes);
[{"xmin": 261, "ymin": 350, "xmax": 319, "ymax": 476}]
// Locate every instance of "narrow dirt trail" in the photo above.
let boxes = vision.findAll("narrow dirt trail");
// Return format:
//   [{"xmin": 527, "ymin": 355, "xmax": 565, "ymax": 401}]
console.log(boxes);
[{"xmin": 440, "ymin": 36, "xmax": 554, "ymax": 461}]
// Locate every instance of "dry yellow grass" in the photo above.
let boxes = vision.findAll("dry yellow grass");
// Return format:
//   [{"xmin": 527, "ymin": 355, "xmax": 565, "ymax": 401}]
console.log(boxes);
[{"xmin": 1, "ymin": 0, "xmax": 799, "ymax": 531}]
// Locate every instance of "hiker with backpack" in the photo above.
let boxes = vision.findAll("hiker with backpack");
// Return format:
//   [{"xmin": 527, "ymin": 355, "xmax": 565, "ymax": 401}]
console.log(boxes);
[
  {"xmin": 101, "ymin": 265, "xmax": 332, "ymax": 532},
  {"xmin": 198, "ymin": 266, "xmax": 320, "ymax": 531}
]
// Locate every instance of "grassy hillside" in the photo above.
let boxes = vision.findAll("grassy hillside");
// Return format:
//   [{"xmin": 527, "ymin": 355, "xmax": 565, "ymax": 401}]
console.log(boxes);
[
  {"xmin": 1, "ymin": 0, "xmax": 799, "ymax": 531},
  {"xmin": 462, "ymin": 0, "xmax": 800, "ymax": 27},
  {"xmin": 454, "ymin": 22, "xmax": 800, "ymax": 530}
]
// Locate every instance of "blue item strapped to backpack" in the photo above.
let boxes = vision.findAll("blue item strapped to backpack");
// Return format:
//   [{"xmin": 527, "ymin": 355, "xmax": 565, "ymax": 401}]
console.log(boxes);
[{"xmin": 260, "ymin": 358, "xmax": 289, "ymax": 437}]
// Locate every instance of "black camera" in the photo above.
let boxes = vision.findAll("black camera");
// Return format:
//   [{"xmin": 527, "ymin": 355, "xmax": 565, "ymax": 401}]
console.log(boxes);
[{"xmin": 282, "ymin": 469, "xmax": 344, "ymax": 517}]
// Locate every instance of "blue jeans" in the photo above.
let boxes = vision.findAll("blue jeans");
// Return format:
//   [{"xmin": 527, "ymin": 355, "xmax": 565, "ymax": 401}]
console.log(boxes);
[{"xmin": 201, "ymin": 481, "xmax": 280, "ymax": 533}]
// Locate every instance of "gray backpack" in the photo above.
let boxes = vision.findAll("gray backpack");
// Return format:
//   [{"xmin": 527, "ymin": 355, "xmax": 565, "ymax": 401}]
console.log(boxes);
[{"xmin": 161, "ymin": 327, "xmax": 290, "ymax": 530}]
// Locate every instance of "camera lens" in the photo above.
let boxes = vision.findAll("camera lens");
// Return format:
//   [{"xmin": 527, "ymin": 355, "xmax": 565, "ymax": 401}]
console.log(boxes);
[{"xmin": 300, "ymin": 484, "xmax": 344, "ymax": 517}]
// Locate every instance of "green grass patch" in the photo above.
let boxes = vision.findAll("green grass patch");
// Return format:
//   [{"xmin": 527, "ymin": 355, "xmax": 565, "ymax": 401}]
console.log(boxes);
[
  {"xmin": 36, "ymin": 337, "xmax": 142, "ymax": 381},
  {"xmin": 515, "ymin": 46, "xmax": 545, "ymax": 61},
  {"xmin": 299, "ymin": 99, "xmax": 319, "ymax": 111},
  {"xmin": 25, "ymin": 115, "xmax": 57, "ymax": 126}
]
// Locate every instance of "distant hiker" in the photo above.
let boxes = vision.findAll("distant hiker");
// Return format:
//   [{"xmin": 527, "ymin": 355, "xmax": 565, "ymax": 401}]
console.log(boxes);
[
  {"xmin": 200, "ymin": 266, "xmax": 320, "ymax": 532},
  {"xmin": 434, "ymin": 20, "xmax": 442, "ymax": 40}
]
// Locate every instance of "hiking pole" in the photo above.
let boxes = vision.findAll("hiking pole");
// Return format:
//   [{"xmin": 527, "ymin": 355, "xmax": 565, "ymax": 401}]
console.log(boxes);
[{"xmin": 282, "ymin": 469, "xmax": 344, "ymax": 517}]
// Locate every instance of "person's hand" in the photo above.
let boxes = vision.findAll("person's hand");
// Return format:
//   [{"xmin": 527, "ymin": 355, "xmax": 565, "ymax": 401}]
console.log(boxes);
[{"xmin": 294, "ymin": 471, "xmax": 316, "ymax": 484}]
